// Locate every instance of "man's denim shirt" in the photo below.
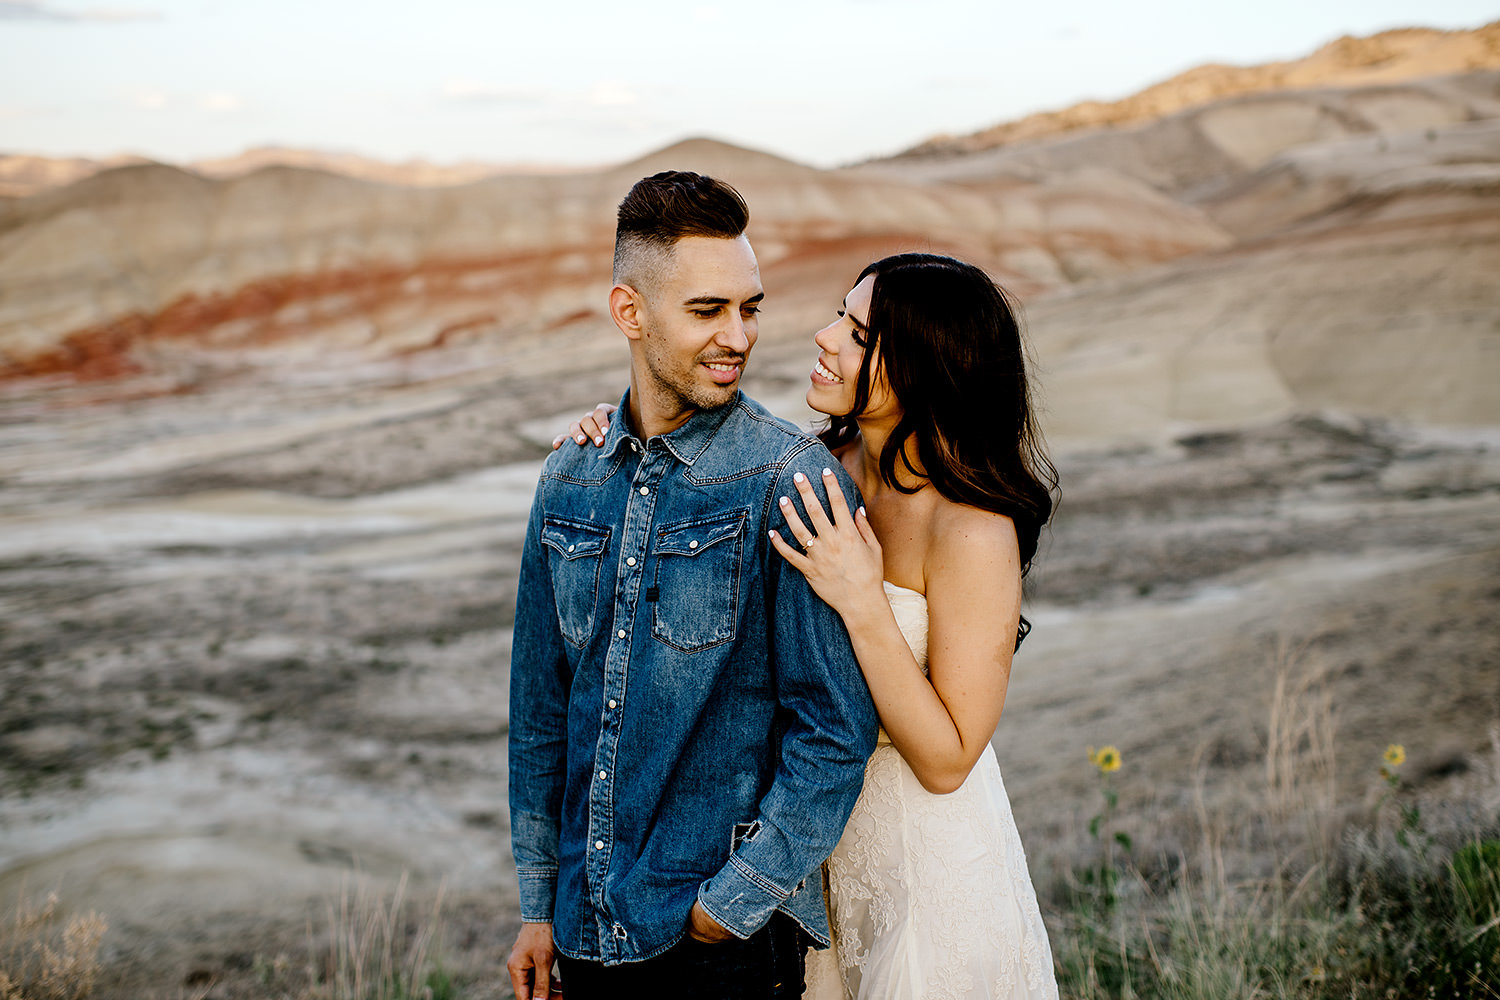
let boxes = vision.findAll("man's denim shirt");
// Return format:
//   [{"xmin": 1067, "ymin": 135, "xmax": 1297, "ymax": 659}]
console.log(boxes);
[{"xmin": 509, "ymin": 390, "xmax": 878, "ymax": 964}]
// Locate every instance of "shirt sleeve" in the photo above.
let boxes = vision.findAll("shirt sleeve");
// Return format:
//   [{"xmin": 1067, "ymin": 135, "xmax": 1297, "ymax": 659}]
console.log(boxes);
[
  {"xmin": 508, "ymin": 472, "xmax": 571, "ymax": 923},
  {"xmin": 696, "ymin": 445, "xmax": 879, "ymax": 936}
]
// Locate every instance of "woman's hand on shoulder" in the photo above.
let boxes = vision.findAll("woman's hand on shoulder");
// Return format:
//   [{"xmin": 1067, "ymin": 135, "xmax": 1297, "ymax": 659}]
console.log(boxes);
[
  {"xmin": 769, "ymin": 466, "xmax": 886, "ymax": 621},
  {"xmin": 550, "ymin": 402, "xmax": 618, "ymax": 449}
]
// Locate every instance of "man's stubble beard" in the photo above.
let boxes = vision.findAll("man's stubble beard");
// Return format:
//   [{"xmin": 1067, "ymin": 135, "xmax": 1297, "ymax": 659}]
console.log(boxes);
[{"xmin": 640, "ymin": 337, "xmax": 744, "ymax": 416}]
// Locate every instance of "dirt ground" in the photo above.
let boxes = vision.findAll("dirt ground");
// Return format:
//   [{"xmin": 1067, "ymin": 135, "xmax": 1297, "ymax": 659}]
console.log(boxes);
[{"xmin": 0, "ymin": 355, "xmax": 1496, "ymax": 997}]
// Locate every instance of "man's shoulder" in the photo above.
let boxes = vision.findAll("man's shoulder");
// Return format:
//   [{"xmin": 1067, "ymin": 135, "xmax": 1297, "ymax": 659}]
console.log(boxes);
[
  {"xmin": 710, "ymin": 395, "xmax": 833, "ymax": 469},
  {"xmin": 529, "ymin": 446, "xmax": 616, "ymax": 521}
]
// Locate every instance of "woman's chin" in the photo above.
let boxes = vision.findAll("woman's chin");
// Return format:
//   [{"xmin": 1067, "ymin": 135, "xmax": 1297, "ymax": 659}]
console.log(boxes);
[{"xmin": 805, "ymin": 389, "xmax": 838, "ymax": 416}]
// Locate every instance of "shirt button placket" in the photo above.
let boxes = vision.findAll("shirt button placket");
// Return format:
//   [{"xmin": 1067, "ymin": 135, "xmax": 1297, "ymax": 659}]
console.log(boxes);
[{"xmin": 591, "ymin": 456, "xmax": 659, "ymax": 949}]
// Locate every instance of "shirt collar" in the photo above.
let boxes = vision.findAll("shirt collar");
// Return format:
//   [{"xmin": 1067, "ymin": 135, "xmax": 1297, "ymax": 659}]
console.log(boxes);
[{"xmin": 601, "ymin": 388, "xmax": 738, "ymax": 467}]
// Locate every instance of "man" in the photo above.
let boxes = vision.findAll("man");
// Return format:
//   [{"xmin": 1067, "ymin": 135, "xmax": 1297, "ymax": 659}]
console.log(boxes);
[{"xmin": 506, "ymin": 171, "xmax": 877, "ymax": 999}]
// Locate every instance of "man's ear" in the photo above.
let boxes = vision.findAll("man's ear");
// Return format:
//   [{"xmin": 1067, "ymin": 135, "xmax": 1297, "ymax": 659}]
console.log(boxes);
[{"xmin": 610, "ymin": 284, "xmax": 645, "ymax": 341}]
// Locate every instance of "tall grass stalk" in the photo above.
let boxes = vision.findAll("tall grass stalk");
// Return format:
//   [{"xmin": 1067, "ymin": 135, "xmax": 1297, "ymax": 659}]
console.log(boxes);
[{"xmin": 307, "ymin": 872, "xmax": 450, "ymax": 1000}]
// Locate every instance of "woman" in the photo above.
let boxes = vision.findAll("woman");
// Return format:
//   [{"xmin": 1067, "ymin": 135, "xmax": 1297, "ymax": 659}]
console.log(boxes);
[{"xmin": 560, "ymin": 253, "xmax": 1058, "ymax": 999}]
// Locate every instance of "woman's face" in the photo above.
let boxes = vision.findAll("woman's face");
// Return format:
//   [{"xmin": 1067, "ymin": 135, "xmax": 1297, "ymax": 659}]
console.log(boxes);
[{"xmin": 807, "ymin": 274, "xmax": 897, "ymax": 420}]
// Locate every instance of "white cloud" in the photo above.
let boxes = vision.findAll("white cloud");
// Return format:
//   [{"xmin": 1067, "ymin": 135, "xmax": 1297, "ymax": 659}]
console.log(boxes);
[
  {"xmin": 0, "ymin": 1, "xmax": 159, "ymax": 20},
  {"xmin": 129, "ymin": 88, "xmax": 169, "ymax": 110},
  {"xmin": 79, "ymin": 8, "xmax": 159, "ymax": 20},
  {"xmin": 585, "ymin": 81, "xmax": 638, "ymax": 108},
  {"xmin": 196, "ymin": 91, "xmax": 242, "ymax": 113},
  {"xmin": 440, "ymin": 78, "xmax": 535, "ymax": 106}
]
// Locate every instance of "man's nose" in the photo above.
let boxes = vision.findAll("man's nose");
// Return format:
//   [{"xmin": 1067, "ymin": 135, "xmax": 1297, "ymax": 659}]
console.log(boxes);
[{"xmin": 719, "ymin": 313, "xmax": 750, "ymax": 354}]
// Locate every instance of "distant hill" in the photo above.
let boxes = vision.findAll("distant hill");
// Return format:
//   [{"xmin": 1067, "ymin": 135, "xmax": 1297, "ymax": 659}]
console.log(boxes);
[
  {"xmin": 0, "ymin": 146, "xmax": 581, "ymax": 199},
  {"xmin": 0, "ymin": 152, "xmax": 152, "ymax": 199},
  {"xmin": 0, "ymin": 135, "xmax": 1231, "ymax": 385},
  {"xmin": 894, "ymin": 20, "xmax": 1500, "ymax": 159},
  {"xmin": 2, "ymin": 40, "xmax": 1497, "ymax": 443}
]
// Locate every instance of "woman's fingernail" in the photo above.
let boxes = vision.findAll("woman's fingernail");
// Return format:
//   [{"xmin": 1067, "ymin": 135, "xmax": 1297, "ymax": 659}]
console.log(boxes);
[
  {"xmin": 768, "ymin": 530, "xmax": 778, "ymax": 539},
  {"xmin": 594, "ymin": 436, "xmax": 603, "ymax": 445},
  {"xmin": 779, "ymin": 496, "xmax": 790, "ymax": 506},
  {"xmin": 576, "ymin": 435, "xmax": 586, "ymax": 444},
  {"xmin": 793, "ymin": 472, "xmax": 806, "ymax": 483},
  {"xmin": 823, "ymin": 467, "xmax": 832, "ymax": 477},
  {"xmin": 858, "ymin": 506, "xmax": 866, "ymax": 517}
]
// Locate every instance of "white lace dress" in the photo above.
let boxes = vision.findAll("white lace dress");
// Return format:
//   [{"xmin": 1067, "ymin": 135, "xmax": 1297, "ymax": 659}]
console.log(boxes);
[{"xmin": 803, "ymin": 582, "xmax": 1058, "ymax": 1000}]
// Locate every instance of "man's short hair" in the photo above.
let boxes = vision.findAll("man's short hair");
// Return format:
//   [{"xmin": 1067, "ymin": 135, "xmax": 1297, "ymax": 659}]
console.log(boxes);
[{"xmin": 613, "ymin": 171, "xmax": 750, "ymax": 293}]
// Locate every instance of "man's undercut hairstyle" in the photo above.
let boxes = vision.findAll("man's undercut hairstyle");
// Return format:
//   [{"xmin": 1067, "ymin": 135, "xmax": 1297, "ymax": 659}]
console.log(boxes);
[{"xmin": 613, "ymin": 170, "xmax": 750, "ymax": 294}]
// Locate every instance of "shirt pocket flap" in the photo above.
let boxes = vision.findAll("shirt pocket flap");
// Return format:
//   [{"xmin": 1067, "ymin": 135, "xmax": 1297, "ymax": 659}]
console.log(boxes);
[
  {"xmin": 656, "ymin": 511, "xmax": 747, "ymax": 557},
  {"xmin": 541, "ymin": 518, "xmax": 610, "ymax": 560}
]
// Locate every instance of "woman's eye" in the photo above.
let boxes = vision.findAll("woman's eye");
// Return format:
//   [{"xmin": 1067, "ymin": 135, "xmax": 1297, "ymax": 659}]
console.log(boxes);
[{"xmin": 851, "ymin": 329, "xmax": 867, "ymax": 347}]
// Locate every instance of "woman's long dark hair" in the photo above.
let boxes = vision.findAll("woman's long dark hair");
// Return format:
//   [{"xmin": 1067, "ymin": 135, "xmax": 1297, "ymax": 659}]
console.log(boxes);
[{"xmin": 819, "ymin": 253, "xmax": 1058, "ymax": 582}]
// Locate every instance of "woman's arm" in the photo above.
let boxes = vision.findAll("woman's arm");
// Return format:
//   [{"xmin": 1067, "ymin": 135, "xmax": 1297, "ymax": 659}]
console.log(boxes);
[{"xmin": 772, "ymin": 470, "xmax": 1019, "ymax": 794}]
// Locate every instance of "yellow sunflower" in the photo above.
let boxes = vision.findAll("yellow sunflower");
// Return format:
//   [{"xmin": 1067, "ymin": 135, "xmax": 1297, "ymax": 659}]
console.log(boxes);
[{"xmin": 1093, "ymin": 745, "xmax": 1122, "ymax": 773}]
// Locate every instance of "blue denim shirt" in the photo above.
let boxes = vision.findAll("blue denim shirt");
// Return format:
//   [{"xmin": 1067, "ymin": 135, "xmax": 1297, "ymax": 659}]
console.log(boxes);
[{"xmin": 509, "ymin": 390, "xmax": 877, "ymax": 964}]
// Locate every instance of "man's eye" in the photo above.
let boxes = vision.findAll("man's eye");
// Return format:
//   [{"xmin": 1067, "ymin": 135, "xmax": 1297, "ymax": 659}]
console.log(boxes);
[
  {"xmin": 743, "ymin": 306, "xmax": 761, "ymax": 317},
  {"xmin": 693, "ymin": 308, "xmax": 720, "ymax": 318}
]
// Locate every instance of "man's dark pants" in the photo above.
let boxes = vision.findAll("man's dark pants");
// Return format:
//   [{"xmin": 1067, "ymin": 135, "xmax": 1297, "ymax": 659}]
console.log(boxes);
[{"xmin": 555, "ymin": 912, "xmax": 808, "ymax": 999}]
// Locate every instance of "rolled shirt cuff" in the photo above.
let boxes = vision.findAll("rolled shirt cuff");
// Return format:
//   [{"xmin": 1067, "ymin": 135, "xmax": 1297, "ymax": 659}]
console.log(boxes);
[
  {"xmin": 517, "ymin": 869, "xmax": 558, "ymax": 924},
  {"xmin": 697, "ymin": 854, "xmax": 789, "ymax": 940}
]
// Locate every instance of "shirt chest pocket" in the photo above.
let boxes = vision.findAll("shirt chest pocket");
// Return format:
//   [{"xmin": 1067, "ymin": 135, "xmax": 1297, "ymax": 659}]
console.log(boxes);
[
  {"xmin": 541, "ymin": 517, "xmax": 611, "ymax": 649},
  {"xmin": 650, "ymin": 509, "xmax": 748, "ymax": 653}
]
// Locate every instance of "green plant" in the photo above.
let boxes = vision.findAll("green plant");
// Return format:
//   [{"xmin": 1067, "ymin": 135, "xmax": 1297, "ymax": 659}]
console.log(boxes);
[
  {"xmin": 1048, "ymin": 652, "xmax": 1499, "ymax": 999},
  {"xmin": 1079, "ymin": 745, "xmax": 1131, "ymax": 911}
]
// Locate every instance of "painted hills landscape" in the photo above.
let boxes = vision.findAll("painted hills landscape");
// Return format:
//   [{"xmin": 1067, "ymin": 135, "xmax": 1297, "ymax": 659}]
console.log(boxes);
[{"xmin": 0, "ymin": 20, "xmax": 1497, "ymax": 999}]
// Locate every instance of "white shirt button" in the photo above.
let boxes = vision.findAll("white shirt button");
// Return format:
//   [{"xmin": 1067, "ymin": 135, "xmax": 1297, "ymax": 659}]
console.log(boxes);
[
  {"xmin": 688, "ymin": 540, "xmax": 698, "ymax": 549},
  {"xmin": 608, "ymin": 699, "xmax": 617, "ymax": 709},
  {"xmin": 616, "ymin": 629, "xmax": 626, "ymax": 639},
  {"xmin": 567, "ymin": 544, "xmax": 575, "ymax": 553},
  {"xmin": 599, "ymin": 770, "xmax": 608, "ymax": 780},
  {"xmin": 626, "ymin": 557, "xmax": 636, "ymax": 566},
  {"xmin": 595, "ymin": 840, "xmax": 604, "ymax": 850},
  {"xmin": 639, "ymin": 486, "xmax": 650, "ymax": 496}
]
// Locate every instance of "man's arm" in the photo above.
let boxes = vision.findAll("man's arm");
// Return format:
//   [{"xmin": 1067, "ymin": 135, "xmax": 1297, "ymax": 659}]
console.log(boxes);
[
  {"xmin": 508, "ymin": 477, "xmax": 570, "ymax": 981},
  {"xmin": 694, "ymin": 448, "xmax": 878, "ymax": 937}
]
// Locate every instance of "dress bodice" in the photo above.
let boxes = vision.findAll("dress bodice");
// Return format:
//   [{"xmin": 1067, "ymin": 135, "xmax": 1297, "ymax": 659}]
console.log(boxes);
[{"xmin": 883, "ymin": 580, "xmax": 928, "ymax": 673}]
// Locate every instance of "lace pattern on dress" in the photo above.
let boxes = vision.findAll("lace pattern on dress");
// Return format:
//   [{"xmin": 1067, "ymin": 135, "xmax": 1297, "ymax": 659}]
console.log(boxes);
[{"xmin": 803, "ymin": 582, "xmax": 1058, "ymax": 1000}]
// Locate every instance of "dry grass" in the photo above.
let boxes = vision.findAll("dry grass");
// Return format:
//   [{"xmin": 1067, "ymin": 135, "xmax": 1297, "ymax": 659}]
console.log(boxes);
[
  {"xmin": 300, "ymin": 872, "xmax": 452, "ymax": 1000},
  {"xmin": 0, "ymin": 889, "xmax": 106, "ymax": 1000},
  {"xmin": 1049, "ymin": 643, "xmax": 1500, "ymax": 999}
]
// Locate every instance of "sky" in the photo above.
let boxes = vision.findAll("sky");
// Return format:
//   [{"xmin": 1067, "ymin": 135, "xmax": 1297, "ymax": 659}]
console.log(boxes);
[{"xmin": 1, "ymin": 0, "xmax": 1495, "ymax": 169}]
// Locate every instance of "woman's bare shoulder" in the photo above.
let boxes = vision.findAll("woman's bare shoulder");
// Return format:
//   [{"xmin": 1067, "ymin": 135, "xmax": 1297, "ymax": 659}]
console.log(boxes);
[
  {"xmin": 919, "ymin": 498, "xmax": 1021, "ymax": 591},
  {"xmin": 928, "ymin": 497, "xmax": 1019, "ymax": 551}
]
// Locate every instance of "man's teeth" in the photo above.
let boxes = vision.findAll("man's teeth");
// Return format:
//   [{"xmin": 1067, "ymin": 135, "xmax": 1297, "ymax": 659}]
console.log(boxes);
[
  {"xmin": 814, "ymin": 359, "xmax": 843, "ymax": 383},
  {"xmin": 705, "ymin": 362, "xmax": 737, "ymax": 371}
]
